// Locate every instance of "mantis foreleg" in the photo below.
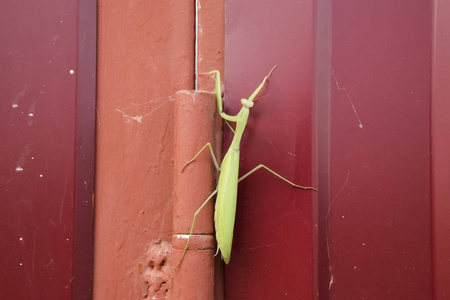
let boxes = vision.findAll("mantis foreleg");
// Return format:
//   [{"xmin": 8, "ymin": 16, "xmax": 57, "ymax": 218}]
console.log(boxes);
[{"xmin": 208, "ymin": 70, "xmax": 239, "ymax": 122}]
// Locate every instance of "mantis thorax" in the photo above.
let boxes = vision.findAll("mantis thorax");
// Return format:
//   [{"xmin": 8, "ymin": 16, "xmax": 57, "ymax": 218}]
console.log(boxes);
[{"xmin": 229, "ymin": 107, "xmax": 250, "ymax": 151}]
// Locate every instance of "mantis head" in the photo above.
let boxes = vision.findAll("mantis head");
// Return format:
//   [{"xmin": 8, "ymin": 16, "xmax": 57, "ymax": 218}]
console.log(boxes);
[{"xmin": 240, "ymin": 98, "xmax": 254, "ymax": 108}]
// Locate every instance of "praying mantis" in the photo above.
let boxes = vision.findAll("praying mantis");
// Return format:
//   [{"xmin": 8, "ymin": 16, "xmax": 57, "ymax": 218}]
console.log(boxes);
[{"xmin": 175, "ymin": 66, "xmax": 317, "ymax": 270}]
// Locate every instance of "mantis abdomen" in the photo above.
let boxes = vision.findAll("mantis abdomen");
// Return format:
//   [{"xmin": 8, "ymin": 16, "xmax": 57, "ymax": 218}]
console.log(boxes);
[{"xmin": 214, "ymin": 149, "xmax": 240, "ymax": 264}]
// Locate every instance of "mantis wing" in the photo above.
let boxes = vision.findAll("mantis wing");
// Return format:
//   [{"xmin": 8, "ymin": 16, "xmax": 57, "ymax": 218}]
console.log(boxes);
[{"xmin": 214, "ymin": 149, "xmax": 240, "ymax": 264}]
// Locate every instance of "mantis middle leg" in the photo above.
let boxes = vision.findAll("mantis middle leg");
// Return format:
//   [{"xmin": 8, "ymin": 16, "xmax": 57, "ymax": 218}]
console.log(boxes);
[
  {"xmin": 238, "ymin": 164, "xmax": 317, "ymax": 191},
  {"xmin": 181, "ymin": 143, "xmax": 221, "ymax": 172}
]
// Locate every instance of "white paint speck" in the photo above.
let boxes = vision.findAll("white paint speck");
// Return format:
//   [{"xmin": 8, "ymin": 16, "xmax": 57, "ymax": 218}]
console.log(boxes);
[
  {"xmin": 354, "ymin": 266, "xmax": 357, "ymax": 269},
  {"xmin": 176, "ymin": 234, "xmax": 191, "ymax": 239},
  {"xmin": 329, "ymin": 274, "xmax": 334, "ymax": 290},
  {"xmin": 342, "ymin": 215, "xmax": 345, "ymax": 218},
  {"xmin": 19, "ymin": 237, "xmax": 23, "ymax": 241},
  {"xmin": 66, "ymin": 238, "xmax": 69, "ymax": 241},
  {"xmin": 19, "ymin": 263, "xmax": 23, "ymax": 266},
  {"xmin": 69, "ymin": 69, "xmax": 75, "ymax": 75},
  {"xmin": 31, "ymin": 157, "xmax": 34, "ymax": 159},
  {"xmin": 362, "ymin": 243, "xmax": 366, "ymax": 246},
  {"xmin": 39, "ymin": 174, "xmax": 43, "ymax": 178},
  {"xmin": 12, "ymin": 104, "xmax": 18, "ymax": 108},
  {"xmin": 28, "ymin": 113, "xmax": 34, "ymax": 117},
  {"xmin": 16, "ymin": 167, "xmax": 23, "ymax": 172}
]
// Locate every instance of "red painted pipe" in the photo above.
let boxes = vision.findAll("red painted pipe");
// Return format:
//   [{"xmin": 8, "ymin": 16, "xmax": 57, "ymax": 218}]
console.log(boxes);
[{"xmin": 171, "ymin": 90, "xmax": 220, "ymax": 299}]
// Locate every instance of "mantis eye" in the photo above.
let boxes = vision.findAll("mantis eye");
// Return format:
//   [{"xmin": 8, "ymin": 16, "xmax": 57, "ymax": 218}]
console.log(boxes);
[{"xmin": 240, "ymin": 98, "xmax": 254, "ymax": 108}]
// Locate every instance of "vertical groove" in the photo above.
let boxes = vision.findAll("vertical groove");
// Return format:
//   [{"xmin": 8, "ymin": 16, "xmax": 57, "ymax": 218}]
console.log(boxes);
[
  {"xmin": 195, "ymin": 0, "xmax": 199, "ymax": 90},
  {"xmin": 73, "ymin": 0, "xmax": 96, "ymax": 298},
  {"xmin": 315, "ymin": 0, "xmax": 332, "ymax": 298}
]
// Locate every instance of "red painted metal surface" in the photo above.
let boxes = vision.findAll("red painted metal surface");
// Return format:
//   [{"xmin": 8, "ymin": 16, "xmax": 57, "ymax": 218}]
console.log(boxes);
[
  {"xmin": 225, "ymin": 1, "xmax": 316, "ymax": 299},
  {"xmin": 432, "ymin": 0, "xmax": 450, "ymax": 299},
  {"xmin": 226, "ymin": 0, "xmax": 435, "ymax": 299},
  {"xmin": 171, "ymin": 91, "xmax": 218, "ymax": 299},
  {"xmin": 322, "ymin": 0, "xmax": 432, "ymax": 299},
  {"xmin": 94, "ymin": 0, "xmax": 195, "ymax": 298},
  {"xmin": 0, "ymin": 1, "xmax": 95, "ymax": 299},
  {"xmin": 73, "ymin": 0, "xmax": 96, "ymax": 298},
  {"xmin": 315, "ymin": 1, "xmax": 332, "ymax": 298}
]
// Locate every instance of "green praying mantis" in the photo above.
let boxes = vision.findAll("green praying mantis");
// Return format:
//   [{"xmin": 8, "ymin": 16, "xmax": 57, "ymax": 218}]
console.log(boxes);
[{"xmin": 175, "ymin": 66, "xmax": 317, "ymax": 270}]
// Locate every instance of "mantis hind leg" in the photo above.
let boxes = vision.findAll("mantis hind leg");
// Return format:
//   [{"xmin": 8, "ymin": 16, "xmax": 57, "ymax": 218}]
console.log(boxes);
[
  {"xmin": 181, "ymin": 143, "xmax": 221, "ymax": 172},
  {"xmin": 174, "ymin": 189, "xmax": 218, "ymax": 271},
  {"xmin": 238, "ymin": 164, "xmax": 317, "ymax": 191}
]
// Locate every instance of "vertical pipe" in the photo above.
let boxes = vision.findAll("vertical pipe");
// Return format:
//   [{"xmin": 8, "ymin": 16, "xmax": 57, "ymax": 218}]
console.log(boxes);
[{"xmin": 171, "ymin": 90, "xmax": 217, "ymax": 299}]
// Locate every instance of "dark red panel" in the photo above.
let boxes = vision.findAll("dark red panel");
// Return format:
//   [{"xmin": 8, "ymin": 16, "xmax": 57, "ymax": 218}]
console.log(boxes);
[
  {"xmin": 315, "ymin": 0, "xmax": 332, "ymax": 298},
  {"xmin": 325, "ymin": 0, "xmax": 432, "ymax": 299},
  {"xmin": 73, "ymin": 0, "xmax": 96, "ymax": 298},
  {"xmin": 0, "ymin": 0, "xmax": 95, "ymax": 299},
  {"xmin": 225, "ymin": 1, "xmax": 316, "ymax": 299},
  {"xmin": 226, "ymin": 0, "xmax": 433, "ymax": 299}
]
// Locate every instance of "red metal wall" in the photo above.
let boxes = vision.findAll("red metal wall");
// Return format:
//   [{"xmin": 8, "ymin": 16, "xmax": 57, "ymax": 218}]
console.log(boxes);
[
  {"xmin": 0, "ymin": 0, "xmax": 95, "ymax": 299},
  {"xmin": 226, "ymin": 0, "xmax": 437, "ymax": 299},
  {"xmin": 324, "ymin": 1, "xmax": 432, "ymax": 299},
  {"xmin": 0, "ymin": 1, "xmax": 96, "ymax": 299}
]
